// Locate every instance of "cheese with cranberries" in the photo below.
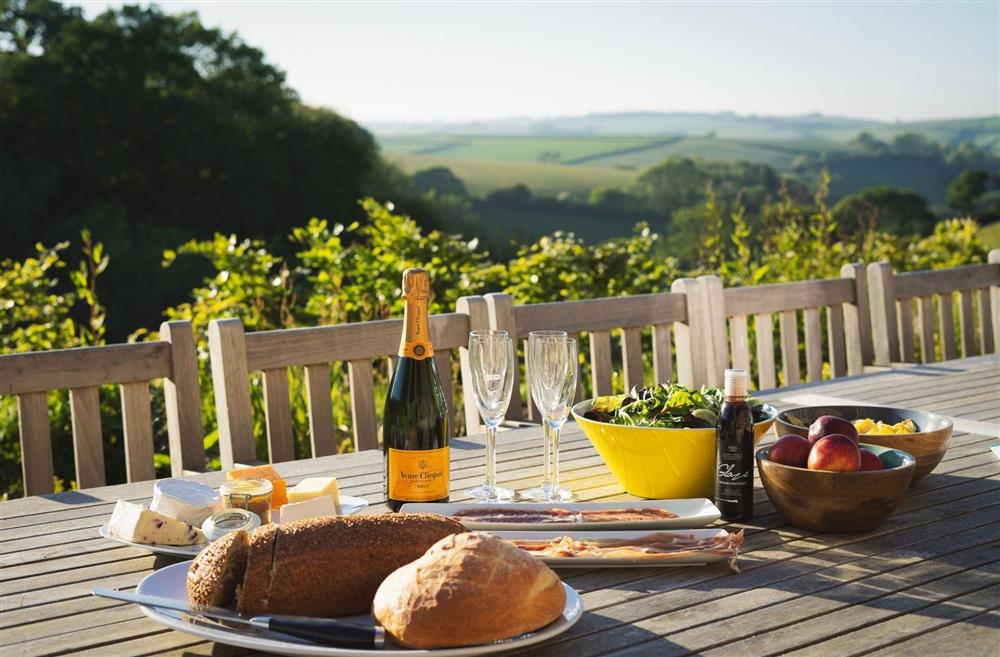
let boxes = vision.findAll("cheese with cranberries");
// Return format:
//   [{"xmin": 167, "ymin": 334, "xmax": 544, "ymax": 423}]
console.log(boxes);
[{"xmin": 107, "ymin": 499, "xmax": 206, "ymax": 545}]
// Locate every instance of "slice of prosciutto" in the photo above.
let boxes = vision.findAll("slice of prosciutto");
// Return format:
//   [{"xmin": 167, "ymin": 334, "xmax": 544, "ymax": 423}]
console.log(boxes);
[{"xmin": 509, "ymin": 530, "xmax": 745, "ymax": 572}]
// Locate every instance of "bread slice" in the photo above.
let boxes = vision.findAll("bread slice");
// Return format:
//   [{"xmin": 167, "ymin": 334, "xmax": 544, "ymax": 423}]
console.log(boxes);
[
  {"xmin": 236, "ymin": 523, "xmax": 280, "ymax": 616},
  {"xmin": 186, "ymin": 530, "xmax": 249, "ymax": 607},
  {"xmin": 373, "ymin": 532, "xmax": 566, "ymax": 649}
]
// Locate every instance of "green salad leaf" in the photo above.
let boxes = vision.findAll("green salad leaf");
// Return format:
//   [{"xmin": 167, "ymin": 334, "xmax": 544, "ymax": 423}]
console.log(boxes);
[{"xmin": 583, "ymin": 382, "xmax": 766, "ymax": 429}]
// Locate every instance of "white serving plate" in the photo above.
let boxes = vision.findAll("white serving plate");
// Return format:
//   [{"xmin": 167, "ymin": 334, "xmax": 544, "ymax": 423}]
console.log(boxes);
[
  {"xmin": 134, "ymin": 561, "xmax": 583, "ymax": 656},
  {"xmin": 100, "ymin": 495, "xmax": 369, "ymax": 557},
  {"xmin": 494, "ymin": 529, "xmax": 736, "ymax": 568},
  {"xmin": 399, "ymin": 499, "xmax": 720, "ymax": 531}
]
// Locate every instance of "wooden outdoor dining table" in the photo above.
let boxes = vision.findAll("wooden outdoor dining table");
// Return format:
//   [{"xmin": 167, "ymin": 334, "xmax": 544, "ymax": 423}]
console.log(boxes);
[{"xmin": 2, "ymin": 354, "xmax": 997, "ymax": 657}]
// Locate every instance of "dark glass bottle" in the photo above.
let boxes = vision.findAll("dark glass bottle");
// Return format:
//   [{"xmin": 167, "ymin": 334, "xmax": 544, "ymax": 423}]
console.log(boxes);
[
  {"xmin": 383, "ymin": 268, "xmax": 450, "ymax": 512},
  {"xmin": 715, "ymin": 369, "xmax": 754, "ymax": 521}
]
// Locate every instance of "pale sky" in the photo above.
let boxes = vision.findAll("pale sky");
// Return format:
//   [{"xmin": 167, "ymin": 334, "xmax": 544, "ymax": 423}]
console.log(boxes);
[{"xmin": 73, "ymin": 1, "xmax": 1000, "ymax": 124}]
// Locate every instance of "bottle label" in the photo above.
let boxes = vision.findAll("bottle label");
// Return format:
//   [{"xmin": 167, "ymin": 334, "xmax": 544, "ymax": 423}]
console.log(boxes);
[{"xmin": 388, "ymin": 447, "xmax": 449, "ymax": 501}]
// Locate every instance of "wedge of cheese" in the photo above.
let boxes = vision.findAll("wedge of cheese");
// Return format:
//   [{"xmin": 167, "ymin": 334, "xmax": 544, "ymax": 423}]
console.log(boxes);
[
  {"xmin": 107, "ymin": 499, "xmax": 206, "ymax": 545},
  {"xmin": 226, "ymin": 465, "xmax": 287, "ymax": 507},
  {"xmin": 277, "ymin": 496, "xmax": 337, "ymax": 525},
  {"xmin": 287, "ymin": 476, "xmax": 341, "ymax": 512}
]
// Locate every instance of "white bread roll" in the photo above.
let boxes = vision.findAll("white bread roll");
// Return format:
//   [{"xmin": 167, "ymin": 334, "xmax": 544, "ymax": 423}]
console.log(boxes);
[{"xmin": 373, "ymin": 532, "xmax": 566, "ymax": 649}]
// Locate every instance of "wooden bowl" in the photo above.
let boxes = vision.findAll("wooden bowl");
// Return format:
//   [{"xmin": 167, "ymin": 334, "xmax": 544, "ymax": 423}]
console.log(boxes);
[
  {"xmin": 756, "ymin": 443, "xmax": 916, "ymax": 533},
  {"xmin": 774, "ymin": 405, "xmax": 952, "ymax": 483}
]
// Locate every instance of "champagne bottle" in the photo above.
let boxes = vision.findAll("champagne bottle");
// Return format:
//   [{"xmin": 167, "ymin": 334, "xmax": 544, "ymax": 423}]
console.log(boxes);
[
  {"xmin": 383, "ymin": 268, "xmax": 450, "ymax": 512},
  {"xmin": 715, "ymin": 368, "xmax": 754, "ymax": 522}
]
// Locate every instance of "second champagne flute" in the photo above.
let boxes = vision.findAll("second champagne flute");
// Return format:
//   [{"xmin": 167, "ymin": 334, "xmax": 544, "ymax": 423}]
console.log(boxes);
[
  {"xmin": 466, "ymin": 330, "xmax": 515, "ymax": 501},
  {"xmin": 523, "ymin": 333, "xmax": 577, "ymax": 501}
]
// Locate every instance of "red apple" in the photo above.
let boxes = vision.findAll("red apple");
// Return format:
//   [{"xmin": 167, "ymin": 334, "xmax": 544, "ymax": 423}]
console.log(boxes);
[
  {"xmin": 769, "ymin": 434, "xmax": 813, "ymax": 468},
  {"xmin": 859, "ymin": 448, "xmax": 884, "ymax": 471},
  {"xmin": 808, "ymin": 415, "xmax": 859, "ymax": 444},
  {"xmin": 807, "ymin": 434, "xmax": 861, "ymax": 472}
]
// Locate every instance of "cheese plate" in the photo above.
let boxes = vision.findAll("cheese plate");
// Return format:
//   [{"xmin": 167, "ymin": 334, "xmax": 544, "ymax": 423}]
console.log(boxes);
[
  {"xmin": 133, "ymin": 560, "xmax": 584, "ymax": 656},
  {"xmin": 99, "ymin": 495, "xmax": 369, "ymax": 557},
  {"xmin": 494, "ymin": 528, "xmax": 741, "ymax": 568},
  {"xmin": 399, "ymin": 499, "xmax": 720, "ymax": 531}
]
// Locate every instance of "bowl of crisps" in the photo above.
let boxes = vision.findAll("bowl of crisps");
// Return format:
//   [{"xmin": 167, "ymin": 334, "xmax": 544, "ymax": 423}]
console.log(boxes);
[{"xmin": 775, "ymin": 405, "xmax": 952, "ymax": 484}]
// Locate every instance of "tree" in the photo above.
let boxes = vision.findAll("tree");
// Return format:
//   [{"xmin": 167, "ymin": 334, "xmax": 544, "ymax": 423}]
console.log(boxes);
[
  {"xmin": 832, "ymin": 186, "xmax": 936, "ymax": 235},
  {"xmin": 0, "ymin": 0, "xmax": 396, "ymax": 338},
  {"xmin": 411, "ymin": 167, "xmax": 469, "ymax": 198},
  {"xmin": 947, "ymin": 169, "xmax": 989, "ymax": 215}
]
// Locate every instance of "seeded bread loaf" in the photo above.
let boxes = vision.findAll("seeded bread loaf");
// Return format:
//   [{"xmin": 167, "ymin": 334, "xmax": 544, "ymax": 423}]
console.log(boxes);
[
  {"xmin": 373, "ymin": 532, "xmax": 566, "ymax": 648},
  {"xmin": 186, "ymin": 514, "xmax": 465, "ymax": 617},
  {"xmin": 185, "ymin": 530, "xmax": 248, "ymax": 607}
]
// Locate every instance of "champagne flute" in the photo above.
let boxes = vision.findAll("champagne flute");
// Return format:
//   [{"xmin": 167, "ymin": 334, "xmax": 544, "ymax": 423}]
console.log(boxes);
[
  {"xmin": 466, "ymin": 330, "xmax": 515, "ymax": 501},
  {"xmin": 523, "ymin": 333, "xmax": 577, "ymax": 501}
]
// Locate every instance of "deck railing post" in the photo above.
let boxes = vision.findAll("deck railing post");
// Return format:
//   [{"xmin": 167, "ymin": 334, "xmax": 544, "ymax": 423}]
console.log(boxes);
[
  {"xmin": 457, "ymin": 295, "xmax": 490, "ymax": 435},
  {"xmin": 160, "ymin": 320, "xmax": 206, "ymax": 475},
  {"xmin": 208, "ymin": 318, "xmax": 257, "ymax": 468},
  {"xmin": 484, "ymin": 293, "xmax": 527, "ymax": 421},
  {"xmin": 696, "ymin": 275, "xmax": 728, "ymax": 387},
  {"xmin": 990, "ymin": 249, "xmax": 1000, "ymax": 354},
  {"xmin": 671, "ymin": 278, "xmax": 708, "ymax": 388},
  {"xmin": 867, "ymin": 262, "xmax": 899, "ymax": 365},
  {"xmin": 840, "ymin": 263, "xmax": 872, "ymax": 373}
]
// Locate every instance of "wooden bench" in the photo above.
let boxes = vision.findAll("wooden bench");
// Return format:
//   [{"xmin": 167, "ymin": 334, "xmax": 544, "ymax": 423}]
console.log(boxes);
[
  {"xmin": 475, "ymin": 291, "xmax": 691, "ymax": 425},
  {"xmin": 0, "ymin": 321, "xmax": 203, "ymax": 496},
  {"xmin": 867, "ymin": 251, "xmax": 1000, "ymax": 365},
  {"xmin": 207, "ymin": 309, "xmax": 489, "ymax": 468},
  {"xmin": 688, "ymin": 265, "xmax": 872, "ymax": 390}
]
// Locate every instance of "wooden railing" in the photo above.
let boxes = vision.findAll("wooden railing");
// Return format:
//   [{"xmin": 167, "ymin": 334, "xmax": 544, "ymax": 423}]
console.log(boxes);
[
  {"xmin": 3, "ymin": 253, "xmax": 998, "ymax": 495},
  {"xmin": 207, "ymin": 310, "xmax": 488, "ymax": 469},
  {"xmin": 0, "ymin": 321, "xmax": 203, "ymax": 496}
]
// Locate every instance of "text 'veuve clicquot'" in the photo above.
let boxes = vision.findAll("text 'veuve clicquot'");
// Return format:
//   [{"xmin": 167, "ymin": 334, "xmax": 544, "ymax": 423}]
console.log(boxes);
[{"xmin": 383, "ymin": 267, "xmax": 450, "ymax": 512}]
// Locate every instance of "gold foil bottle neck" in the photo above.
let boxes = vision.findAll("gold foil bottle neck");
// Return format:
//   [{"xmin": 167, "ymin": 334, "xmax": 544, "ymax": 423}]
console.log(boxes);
[{"xmin": 402, "ymin": 267, "xmax": 430, "ymax": 301}]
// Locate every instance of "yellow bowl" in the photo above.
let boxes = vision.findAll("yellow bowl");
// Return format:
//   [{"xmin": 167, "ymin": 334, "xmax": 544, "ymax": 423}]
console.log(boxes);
[{"xmin": 572, "ymin": 400, "xmax": 777, "ymax": 499}]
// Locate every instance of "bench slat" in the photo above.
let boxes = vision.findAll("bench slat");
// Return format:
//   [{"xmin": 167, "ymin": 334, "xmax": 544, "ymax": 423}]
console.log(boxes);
[
  {"xmin": 119, "ymin": 382, "xmax": 154, "ymax": 482},
  {"xmin": 804, "ymin": 307, "xmax": 822, "ymax": 382},
  {"xmin": 304, "ymin": 363, "xmax": 336, "ymax": 457},
  {"xmin": 918, "ymin": 296, "xmax": 936, "ymax": 363},
  {"xmin": 208, "ymin": 319, "xmax": 257, "ymax": 468},
  {"xmin": 17, "ymin": 392, "xmax": 54, "ymax": 496},
  {"xmin": 958, "ymin": 289, "xmax": 977, "ymax": 357},
  {"xmin": 779, "ymin": 310, "xmax": 799, "ymax": 386},
  {"xmin": 938, "ymin": 293, "xmax": 957, "ymax": 360},
  {"xmin": 160, "ymin": 320, "xmax": 205, "ymax": 475},
  {"xmin": 755, "ymin": 313, "xmax": 776, "ymax": 390},
  {"xmin": 70, "ymin": 386, "xmax": 105, "ymax": 489},
  {"xmin": 512, "ymin": 294, "xmax": 686, "ymax": 335},
  {"xmin": 723, "ymin": 278, "xmax": 854, "ymax": 316},
  {"xmin": 0, "ymin": 343, "xmax": 171, "ymax": 396},
  {"xmin": 589, "ymin": 330, "xmax": 613, "ymax": 396},
  {"xmin": 348, "ymin": 359, "xmax": 378, "ymax": 451},
  {"xmin": 730, "ymin": 315, "xmax": 751, "ymax": 375},
  {"xmin": 651, "ymin": 324, "xmax": 673, "ymax": 384},
  {"xmin": 893, "ymin": 263, "xmax": 1000, "ymax": 298},
  {"xmin": 826, "ymin": 304, "xmax": 847, "ymax": 378},
  {"xmin": 621, "ymin": 327, "xmax": 643, "ymax": 391},
  {"xmin": 897, "ymin": 298, "xmax": 916, "ymax": 362},
  {"xmin": 262, "ymin": 368, "xmax": 295, "ymax": 463},
  {"xmin": 977, "ymin": 287, "xmax": 994, "ymax": 354}
]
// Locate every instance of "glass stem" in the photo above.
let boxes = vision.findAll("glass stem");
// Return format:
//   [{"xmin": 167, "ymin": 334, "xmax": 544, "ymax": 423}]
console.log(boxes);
[
  {"xmin": 549, "ymin": 420, "xmax": 561, "ymax": 494},
  {"xmin": 485, "ymin": 422, "xmax": 497, "ymax": 496},
  {"xmin": 541, "ymin": 422, "xmax": 553, "ymax": 491}
]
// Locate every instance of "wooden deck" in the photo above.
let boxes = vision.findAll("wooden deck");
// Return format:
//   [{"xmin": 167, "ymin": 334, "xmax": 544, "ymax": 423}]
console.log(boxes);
[{"xmin": 1, "ymin": 355, "xmax": 997, "ymax": 656}]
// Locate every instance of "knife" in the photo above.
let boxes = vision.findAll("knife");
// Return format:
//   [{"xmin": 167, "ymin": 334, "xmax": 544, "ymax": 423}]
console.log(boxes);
[{"xmin": 92, "ymin": 588, "xmax": 385, "ymax": 649}]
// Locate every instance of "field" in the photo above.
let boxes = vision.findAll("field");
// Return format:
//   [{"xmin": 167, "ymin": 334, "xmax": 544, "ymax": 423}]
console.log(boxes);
[{"xmin": 386, "ymin": 152, "xmax": 636, "ymax": 198}]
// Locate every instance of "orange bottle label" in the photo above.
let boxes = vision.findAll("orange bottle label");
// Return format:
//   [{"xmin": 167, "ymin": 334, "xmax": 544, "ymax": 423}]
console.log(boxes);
[{"xmin": 388, "ymin": 447, "xmax": 449, "ymax": 501}]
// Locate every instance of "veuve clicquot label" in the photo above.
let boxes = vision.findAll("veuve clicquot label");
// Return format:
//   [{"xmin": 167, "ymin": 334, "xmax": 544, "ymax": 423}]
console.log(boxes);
[{"xmin": 383, "ymin": 267, "xmax": 450, "ymax": 512}]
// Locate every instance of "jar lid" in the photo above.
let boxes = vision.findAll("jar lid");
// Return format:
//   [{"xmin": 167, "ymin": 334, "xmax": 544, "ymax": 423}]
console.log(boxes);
[
  {"xmin": 202, "ymin": 508, "xmax": 261, "ymax": 542},
  {"xmin": 220, "ymin": 477, "xmax": 273, "ymax": 498}
]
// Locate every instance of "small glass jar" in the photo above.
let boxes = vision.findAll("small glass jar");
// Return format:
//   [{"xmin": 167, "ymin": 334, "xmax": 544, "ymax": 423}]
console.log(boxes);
[
  {"xmin": 202, "ymin": 508, "xmax": 261, "ymax": 542},
  {"xmin": 220, "ymin": 478, "xmax": 274, "ymax": 524}
]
